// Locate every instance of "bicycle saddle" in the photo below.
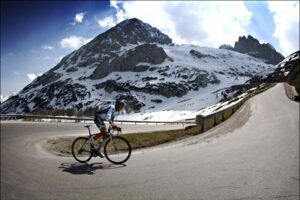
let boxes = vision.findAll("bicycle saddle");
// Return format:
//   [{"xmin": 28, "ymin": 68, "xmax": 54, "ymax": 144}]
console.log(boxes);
[{"xmin": 84, "ymin": 125, "xmax": 92, "ymax": 128}]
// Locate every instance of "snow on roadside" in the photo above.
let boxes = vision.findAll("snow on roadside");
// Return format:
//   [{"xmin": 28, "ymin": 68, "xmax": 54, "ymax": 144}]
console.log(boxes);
[{"xmin": 116, "ymin": 86, "xmax": 256, "ymax": 122}]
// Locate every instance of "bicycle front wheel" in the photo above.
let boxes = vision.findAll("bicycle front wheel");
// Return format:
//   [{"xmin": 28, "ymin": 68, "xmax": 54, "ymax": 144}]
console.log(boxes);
[
  {"xmin": 104, "ymin": 136, "xmax": 131, "ymax": 164},
  {"xmin": 71, "ymin": 137, "xmax": 92, "ymax": 163}
]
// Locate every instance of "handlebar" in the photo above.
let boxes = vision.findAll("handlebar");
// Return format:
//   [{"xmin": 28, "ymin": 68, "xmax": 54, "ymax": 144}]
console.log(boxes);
[{"xmin": 108, "ymin": 127, "xmax": 121, "ymax": 135}]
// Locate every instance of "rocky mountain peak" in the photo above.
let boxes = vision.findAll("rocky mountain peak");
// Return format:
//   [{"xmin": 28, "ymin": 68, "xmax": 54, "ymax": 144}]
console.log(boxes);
[
  {"xmin": 234, "ymin": 35, "xmax": 284, "ymax": 65},
  {"xmin": 42, "ymin": 18, "xmax": 173, "ymax": 83},
  {"xmin": 115, "ymin": 18, "xmax": 172, "ymax": 45},
  {"xmin": 234, "ymin": 35, "xmax": 260, "ymax": 53},
  {"xmin": 220, "ymin": 35, "xmax": 284, "ymax": 65},
  {"xmin": 91, "ymin": 18, "xmax": 172, "ymax": 48}
]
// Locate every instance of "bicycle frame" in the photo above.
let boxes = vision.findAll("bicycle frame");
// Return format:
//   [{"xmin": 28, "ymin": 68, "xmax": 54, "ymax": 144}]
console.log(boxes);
[{"xmin": 84, "ymin": 125, "xmax": 120, "ymax": 150}]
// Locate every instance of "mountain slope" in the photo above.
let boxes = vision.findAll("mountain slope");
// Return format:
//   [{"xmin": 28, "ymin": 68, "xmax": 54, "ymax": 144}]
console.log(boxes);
[{"xmin": 1, "ymin": 18, "xmax": 276, "ymax": 120}]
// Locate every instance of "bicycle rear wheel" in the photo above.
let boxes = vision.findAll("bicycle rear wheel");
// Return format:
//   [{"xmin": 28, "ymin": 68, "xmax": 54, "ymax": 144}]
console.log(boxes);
[
  {"xmin": 104, "ymin": 136, "xmax": 131, "ymax": 164},
  {"xmin": 71, "ymin": 137, "xmax": 93, "ymax": 163}
]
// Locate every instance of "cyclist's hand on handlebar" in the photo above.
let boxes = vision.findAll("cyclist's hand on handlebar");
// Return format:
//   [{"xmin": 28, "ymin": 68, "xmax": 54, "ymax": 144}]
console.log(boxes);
[
  {"xmin": 112, "ymin": 125, "xmax": 118, "ymax": 129},
  {"xmin": 112, "ymin": 125, "xmax": 121, "ymax": 132}
]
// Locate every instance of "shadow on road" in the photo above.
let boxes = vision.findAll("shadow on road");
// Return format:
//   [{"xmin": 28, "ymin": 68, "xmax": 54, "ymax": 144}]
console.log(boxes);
[{"xmin": 59, "ymin": 162, "xmax": 126, "ymax": 175}]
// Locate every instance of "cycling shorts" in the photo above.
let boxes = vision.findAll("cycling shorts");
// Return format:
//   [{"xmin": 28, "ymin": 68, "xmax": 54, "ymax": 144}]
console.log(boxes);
[{"xmin": 94, "ymin": 115, "xmax": 106, "ymax": 129}]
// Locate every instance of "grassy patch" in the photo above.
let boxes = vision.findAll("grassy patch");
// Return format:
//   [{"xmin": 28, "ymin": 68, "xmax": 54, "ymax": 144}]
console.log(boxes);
[
  {"xmin": 46, "ymin": 137, "xmax": 74, "ymax": 156},
  {"xmin": 45, "ymin": 125, "xmax": 201, "ymax": 156},
  {"xmin": 122, "ymin": 125, "xmax": 200, "ymax": 150}
]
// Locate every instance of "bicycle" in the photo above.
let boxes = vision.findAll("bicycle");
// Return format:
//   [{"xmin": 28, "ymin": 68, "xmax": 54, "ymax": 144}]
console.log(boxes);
[{"xmin": 71, "ymin": 125, "xmax": 131, "ymax": 164}]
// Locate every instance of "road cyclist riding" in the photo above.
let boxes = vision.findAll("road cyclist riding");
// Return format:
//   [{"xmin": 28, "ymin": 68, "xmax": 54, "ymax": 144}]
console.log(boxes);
[{"xmin": 71, "ymin": 100, "xmax": 131, "ymax": 164}]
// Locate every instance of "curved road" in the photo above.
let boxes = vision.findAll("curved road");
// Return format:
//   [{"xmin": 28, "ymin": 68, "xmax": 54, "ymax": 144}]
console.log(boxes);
[{"xmin": 1, "ymin": 84, "xmax": 299, "ymax": 200}]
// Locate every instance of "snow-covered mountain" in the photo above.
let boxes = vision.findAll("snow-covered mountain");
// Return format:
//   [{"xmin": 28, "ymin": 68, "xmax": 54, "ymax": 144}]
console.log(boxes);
[
  {"xmin": 1, "ymin": 95, "xmax": 10, "ymax": 103},
  {"xmin": 1, "ymin": 18, "xmax": 276, "ymax": 120}
]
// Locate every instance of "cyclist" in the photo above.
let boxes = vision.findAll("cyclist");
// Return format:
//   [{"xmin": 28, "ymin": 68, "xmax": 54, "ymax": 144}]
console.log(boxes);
[{"xmin": 93, "ymin": 100, "xmax": 125, "ymax": 141}]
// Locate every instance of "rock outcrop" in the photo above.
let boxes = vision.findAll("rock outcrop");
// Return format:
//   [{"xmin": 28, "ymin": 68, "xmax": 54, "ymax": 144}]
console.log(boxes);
[
  {"xmin": 219, "ymin": 35, "xmax": 284, "ymax": 65},
  {"xmin": 90, "ymin": 43, "xmax": 171, "ymax": 79}
]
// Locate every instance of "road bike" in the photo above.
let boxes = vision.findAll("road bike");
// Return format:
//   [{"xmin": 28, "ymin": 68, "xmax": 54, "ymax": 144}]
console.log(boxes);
[{"xmin": 71, "ymin": 125, "xmax": 131, "ymax": 164}]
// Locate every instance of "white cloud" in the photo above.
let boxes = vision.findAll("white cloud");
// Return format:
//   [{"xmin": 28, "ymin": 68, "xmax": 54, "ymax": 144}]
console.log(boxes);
[
  {"xmin": 268, "ymin": 1, "xmax": 299, "ymax": 56},
  {"xmin": 109, "ymin": 1, "xmax": 252, "ymax": 48},
  {"xmin": 98, "ymin": 16, "xmax": 115, "ymax": 28},
  {"xmin": 27, "ymin": 73, "xmax": 42, "ymax": 81},
  {"xmin": 110, "ymin": 0, "xmax": 120, "ymax": 10},
  {"xmin": 13, "ymin": 71, "xmax": 20, "ymax": 75},
  {"xmin": 75, "ymin": 12, "xmax": 86, "ymax": 23},
  {"xmin": 110, "ymin": 1, "xmax": 126, "ymax": 23},
  {"xmin": 59, "ymin": 35, "xmax": 92, "ymax": 49},
  {"xmin": 42, "ymin": 45, "xmax": 54, "ymax": 50}
]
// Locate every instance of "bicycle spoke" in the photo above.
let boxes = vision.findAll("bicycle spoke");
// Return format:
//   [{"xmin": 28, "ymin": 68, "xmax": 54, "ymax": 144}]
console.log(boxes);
[
  {"xmin": 104, "ymin": 136, "xmax": 131, "ymax": 164},
  {"xmin": 111, "ymin": 141, "xmax": 119, "ymax": 152},
  {"xmin": 72, "ymin": 137, "xmax": 93, "ymax": 163}
]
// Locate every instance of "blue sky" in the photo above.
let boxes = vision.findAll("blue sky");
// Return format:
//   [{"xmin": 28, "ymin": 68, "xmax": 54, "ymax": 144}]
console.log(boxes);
[
  {"xmin": 1, "ymin": 1, "xmax": 112, "ymax": 96},
  {"xmin": 244, "ymin": 1, "xmax": 279, "ymax": 48},
  {"xmin": 1, "ymin": 1, "xmax": 299, "ymax": 96}
]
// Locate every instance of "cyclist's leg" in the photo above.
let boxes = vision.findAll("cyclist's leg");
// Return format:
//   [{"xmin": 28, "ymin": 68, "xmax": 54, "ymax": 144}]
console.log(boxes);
[{"xmin": 94, "ymin": 116, "xmax": 107, "ymax": 140}]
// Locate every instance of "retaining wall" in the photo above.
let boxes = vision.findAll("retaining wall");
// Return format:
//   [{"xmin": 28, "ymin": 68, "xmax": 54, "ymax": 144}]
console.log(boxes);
[
  {"xmin": 195, "ymin": 84, "xmax": 272, "ymax": 133},
  {"xmin": 283, "ymin": 82, "xmax": 300, "ymax": 101}
]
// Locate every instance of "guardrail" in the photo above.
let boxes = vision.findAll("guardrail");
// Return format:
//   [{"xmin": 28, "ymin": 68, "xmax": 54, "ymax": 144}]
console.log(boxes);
[
  {"xmin": 283, "ymin": 82, "xmax": 300, "ymax": 101},
  {"xmin": 0, "ymin": 114, "xmax": 195, "ymax": 125},
  {"xmin": 195, "ymin": 84, "xmax": 274, "ymax": 132}
]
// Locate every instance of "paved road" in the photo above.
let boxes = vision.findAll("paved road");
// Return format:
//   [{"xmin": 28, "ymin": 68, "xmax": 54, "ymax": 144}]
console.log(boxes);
[{"xmin": 1, "ymin": 84, "xmax": 299, "ymax": 200}]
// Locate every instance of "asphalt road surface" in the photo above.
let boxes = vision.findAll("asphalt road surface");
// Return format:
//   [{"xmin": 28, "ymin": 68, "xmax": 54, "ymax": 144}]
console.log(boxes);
[{"xmin": 1, "ymin": 84, "xmax": 299, "ymax": 200}]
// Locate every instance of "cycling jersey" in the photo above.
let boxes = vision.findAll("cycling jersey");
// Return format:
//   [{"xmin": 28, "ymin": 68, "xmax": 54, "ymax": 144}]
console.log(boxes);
[
  {"xmin": 94, "ymin": 105, "xmax": 116, "ymax": 129},
  {"xmin": 95, "ymin": 105, "xmax": 115, "ymax": 121}
]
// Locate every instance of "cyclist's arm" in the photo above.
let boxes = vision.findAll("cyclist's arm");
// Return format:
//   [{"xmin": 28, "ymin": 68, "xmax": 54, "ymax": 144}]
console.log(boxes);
[
  {"xmin": 107, "ymin": 107, "xmax": 118, "ymax": 128},
  {"xmin": 108, "ymin": 120, "xmax": 115, "ymax": 127}
]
